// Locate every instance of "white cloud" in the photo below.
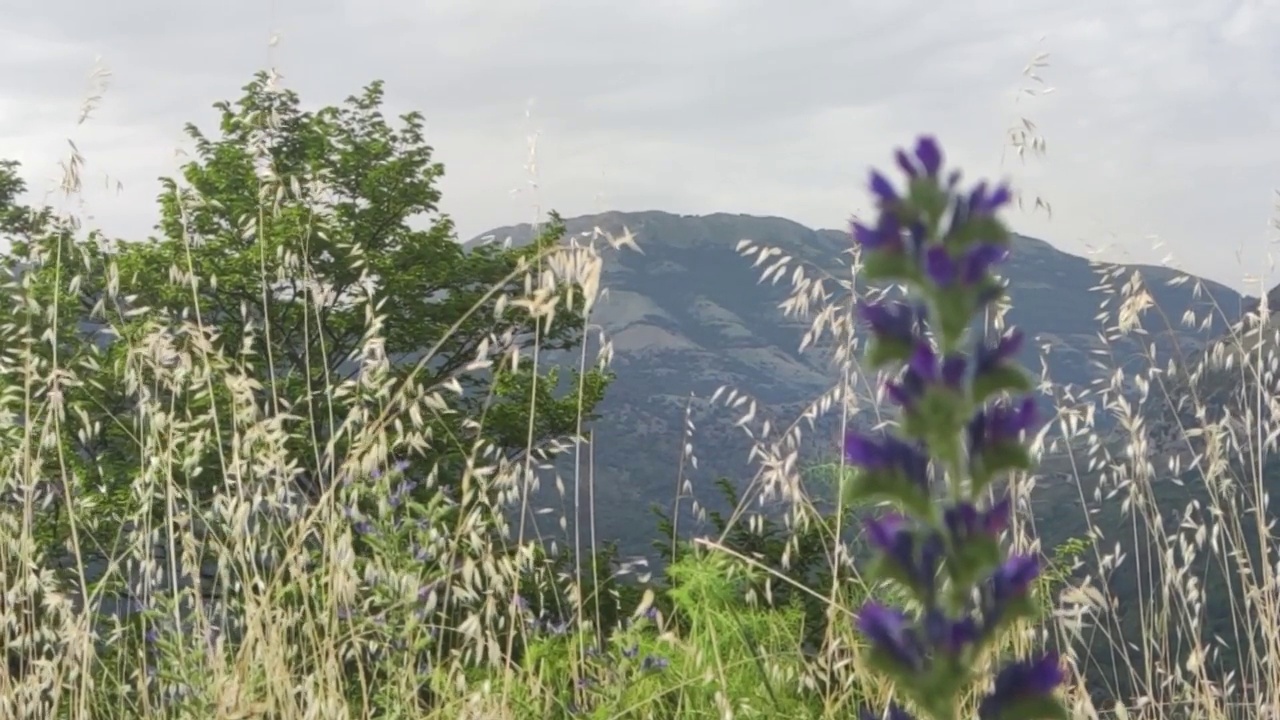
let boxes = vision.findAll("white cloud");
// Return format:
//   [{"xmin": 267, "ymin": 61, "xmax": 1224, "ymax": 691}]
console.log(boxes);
[{"xmin": 0, "ymin": 0, "xmax": 1277, "ymax": 293}]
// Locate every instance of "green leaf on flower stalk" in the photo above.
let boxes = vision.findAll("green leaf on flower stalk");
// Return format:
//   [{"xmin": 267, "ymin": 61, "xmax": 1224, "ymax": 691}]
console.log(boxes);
[
  {"xmin": 932, "ymin": 290, "xmax": 972, "ymax": 349},
  {"xmin": 866, "ymin": 336, "xmax": 915, "ymax": 370},
  {"xmin": 948, "ymin": 535, "xmax": 1003, "ymax": 589},
  {"xmin": 908, "ymin": 178, "xmax": 950, "ymax": 231},
  {"xmin": 971, "ymin": 443, "xmax": 1033, "ymax": 494},
  {"xmin": 842, "ymin": 469, "xmax": 932, "ymax": 519},
  {"xmin": 947, "ymin": 215, "xmax": 1009, "ymax": 249},
  {"xmin": 972, "ymin": 366, "xmax": 1034, "ymax": 406},
  {"xmin": 863, "ymin": 251, "xmax": 916, "ymax": 283}
]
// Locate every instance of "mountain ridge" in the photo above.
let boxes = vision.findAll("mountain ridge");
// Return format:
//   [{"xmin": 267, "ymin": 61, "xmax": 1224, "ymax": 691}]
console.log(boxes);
[{"xmin": 467, "ymin": 210, "xmax": 1248, "ymax": 555}]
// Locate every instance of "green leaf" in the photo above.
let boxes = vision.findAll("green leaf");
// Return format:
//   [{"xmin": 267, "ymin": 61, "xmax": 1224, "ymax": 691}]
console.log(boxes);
[{"xmin": 972, "ymin": 366, "xmax": 1034, "ymax": 405}]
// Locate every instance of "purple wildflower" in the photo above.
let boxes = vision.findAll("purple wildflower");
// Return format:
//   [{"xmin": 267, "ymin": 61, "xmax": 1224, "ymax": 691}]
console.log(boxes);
[
  {"xmin": 978, "ymin": 653, "xmax": 1064, "ymax": 720},
  {"xmin": 967, "ymin": 396, "xmax": 1038, "ymax": 453},
  {"xmin": 967, "ymin": 181, "xmax": 1014, "ymax": 218},
  {"xmin": 866, "ymin": 513, "xmax": 944, "ymax": 596},
  {"xmin": 925, "ymin": 246, "xmax": 958, "ymax": 286},
  {"xmin": 857, "ymin": 602, "xmax": 924, "ymax": 671},
  {"xmin": 870, "ymin": 171, "xmax": 899, "ymax": 205},
  {"xmin": 853, "ymin": 213, "xmax": 905, "ymax": 253},
  {"xmin": 943, "ymin": 496, "xmax": 1011, "ymax": 542},
  {"xmin": 975, "ymin": 330, "xmax": 1024, "ymax": 376},
  {"xmin": 858, "ymin": 301, "xmax": 923, "ymax": 347},
  {"xmin": 922, "ymin": 608, "xmax": 980, "ymax": 656},
  {"xmin": 843, "ymin": 433, "xmax": 931, "ymax": 492},
  {"xmin": 894, "ymin": 136, "xmax": 944, "ymax": 180},
  {"xmin": 991, "ymin": 554, "xmax": 1040, "ymax": 602}
]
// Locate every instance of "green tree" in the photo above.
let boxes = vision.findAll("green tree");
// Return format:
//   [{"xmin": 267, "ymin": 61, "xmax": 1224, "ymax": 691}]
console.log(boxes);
[{"xmin": 0, "ymin": 73, "xmax": 611, "ymax": 552}]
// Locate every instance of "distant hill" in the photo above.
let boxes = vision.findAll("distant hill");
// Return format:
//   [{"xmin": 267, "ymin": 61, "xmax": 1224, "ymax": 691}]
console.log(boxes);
[{"xmin": 468, "ymin": 211, "xmax": 1246, "ymax": 557}]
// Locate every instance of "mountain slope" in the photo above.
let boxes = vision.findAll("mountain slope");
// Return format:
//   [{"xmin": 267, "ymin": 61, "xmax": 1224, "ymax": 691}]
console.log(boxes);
[{"xmin": 469, "ymin": 211, "xmax": 1244, "ymax": 556}]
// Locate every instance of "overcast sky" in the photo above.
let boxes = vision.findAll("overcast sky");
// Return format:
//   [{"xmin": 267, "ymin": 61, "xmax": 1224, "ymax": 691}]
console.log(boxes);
[{"xmin": 1, "ymin": 0, "xmax": 1277, "ymax": 294}]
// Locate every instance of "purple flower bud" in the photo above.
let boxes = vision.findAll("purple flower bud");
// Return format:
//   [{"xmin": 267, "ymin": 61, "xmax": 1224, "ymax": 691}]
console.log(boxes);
[
  {"xmin": 967, "ymin": 396, "xmax": 1038, "ymax": 454},
  {"xmin": 892, "ymin": 136, "xmax": 942, "ymax": 181},
  {"xmin": 887, "ymin": 344, "xmax": 966, "ymax": 410},
  {"xmin": 853, "ymin": 212, "xmax": 906, "ymax": 255},
  {"xmin": 944, "ymin": 496, "xmax": 1011, "ymax": 542},
  {"xmin": 870, "ymin": 171, "xmax": 899, "ymax": 205},
  {"xmin": 856, "ymin": 602, "xmax": 924, "ymax": 671},
  {"xmin": 895, "ymin": 149, "xmax": 919, "ymax": 179},
  {"xmin": 914, "ymin": 136, "xmax": 943, "ymax": 177},
  {"xmin": 923, "ymin": 608, "xmax": 979, "ymax": 656},
  {"xmin": 924, "ymin": 246, "xmax": 958, "ymax": 286},
  {"xmin": 968, "ymin": 181, "xmax": 1013, "ymax": 217},
  {"xmin": 979, "ymin": 653, "xmax": 1064, "ymax": 720},
  {"xmin": 975, "ymin": 330, "xmax": 1024, "ymax": 376},
  {"xmin": 961, "ymin": 243, "xmax": 1009, "ymax": 284},
  {"xmin": 843, "ymin": 433, "xmax": 931, "ymax": 493},
  {"xmin": 941, "ymin": 355, "xmax": 967, "ymax": 387},
  {"xmin": 866, "ymin": 514, "xmax": 944, "ymax": 596},
  {"xmin": 991, "ymin": 553, "xmax": 1040, "ymax": 601},
  {"xmin": 858, "ymin": 301, "xmax": 922, "ymax": 347}
]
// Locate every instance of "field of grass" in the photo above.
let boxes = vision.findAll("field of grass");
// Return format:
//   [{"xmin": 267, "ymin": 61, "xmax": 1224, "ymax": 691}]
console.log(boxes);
[{"xmin": 0, "ymin": 45, "xmax": 1276, "ymax": 720}]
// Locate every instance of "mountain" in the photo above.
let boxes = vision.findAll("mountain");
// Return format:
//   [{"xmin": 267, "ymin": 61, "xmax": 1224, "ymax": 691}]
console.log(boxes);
[{"xmin": 468, "ymin": 211, "xmax": 1245, "ymax": 557}]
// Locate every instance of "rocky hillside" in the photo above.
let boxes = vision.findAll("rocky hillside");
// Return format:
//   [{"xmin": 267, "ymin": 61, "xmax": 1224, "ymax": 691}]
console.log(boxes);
[{"xmin": 469, "ymin": 211, "xmax": 1245, "ymax": 556}]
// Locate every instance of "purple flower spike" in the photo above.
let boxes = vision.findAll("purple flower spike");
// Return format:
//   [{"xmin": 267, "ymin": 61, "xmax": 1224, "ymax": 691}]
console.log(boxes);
[
  {"xmin": 914, "ymin": 136, "xmax": 943, "ymax": 177},
  {"xmin": 979, "ymin": 653, "xmax": 1064, "ymax": 720},
  {"xmin": 870, "ymin": 171, "xmax": 899, "ymax": 205},
  {"xmin": 857, "ymin": 602, "xmax": 923, "ymax": 671},
  {"xmin": 924, "ymin": 246, "xmax": 958, "ymax": 286}
]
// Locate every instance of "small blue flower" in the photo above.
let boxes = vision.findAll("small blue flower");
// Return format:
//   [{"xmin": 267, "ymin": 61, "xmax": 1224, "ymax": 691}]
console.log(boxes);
[
  {"xmin": 990, "ymin": 553, "xmax": 1040, "ymax": 601},
  {"xmin": 967, "ymin": 181, "xmax": 1014, "ymax": 218},
  {"xmin": 975, "ymin": 330, "xmax": 1025, "ymax": 376},
  {"xmin": 865, "ymin": 514, "xmax": 944, "ymax": 596},
  {"xmin": 844, "ymin": 433, "xmax": 931, "ymax": 492},
  {"xmin": 967, "ymin": 397, "xmax": 1038, "ymax": 453},
  {"xmin": 853, "ymin": 213, "xmax": 905, "ymax": 253},
  {"xmin": 962, "ymin": 243, "xmax": 1009, "ymax": 283},
  {"xmin": 924, "ymin": 246, "xmax": 959, "ymax": 286},
  {"xmin": 857, "ymin": 602, "xmax": 925, "ymax": 672},
  {"xmin": 894, "ymin": 136, "xmax": 944, "ymax": 180},
  {"xmin": 943, "ymin": 496, "xmax": 1011, "ymax": 542},
  {"xmin": 922, "ymin": 608, "xmax": 979, "ymax": 656},
  {"xmin": 858, "ymin": 301, "xmax": 925, "ymax": 347},
  {"xmin": 870, "ymin": 171, "xmax": 899, "ymax": 205},
  {"xmin": 978, "ymin": 653, "xmax": 1064, "ymax": 720}
]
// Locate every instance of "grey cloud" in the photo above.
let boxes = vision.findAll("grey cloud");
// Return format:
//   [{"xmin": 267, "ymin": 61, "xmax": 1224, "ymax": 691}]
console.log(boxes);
[{"xmin": 0, "ymin": 0, "xmax": 1277, "ymax": 293}]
